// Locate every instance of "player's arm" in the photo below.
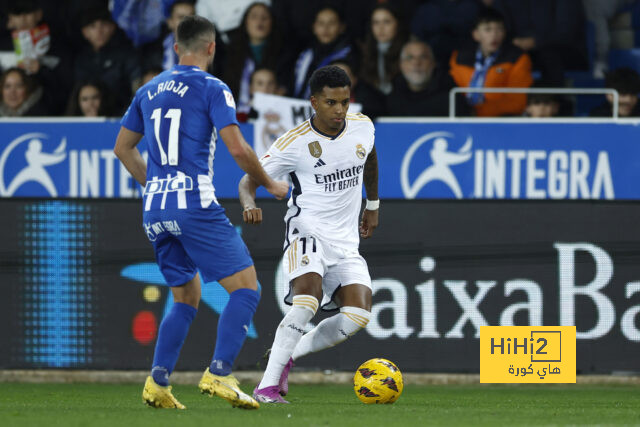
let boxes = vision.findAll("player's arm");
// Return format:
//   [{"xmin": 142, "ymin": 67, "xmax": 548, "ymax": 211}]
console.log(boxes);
[
  {"xmin": 360, "ymin": 146, "xmax": 379, "ymax": 239},
  {"xmin": 219, "ymin": 124, "xmax": 288, "ymax": 199},
  {"xmin": 239, "ymin": 174, "xmax": 262, "ymax": 224},
  {"xmin": 114, "ymin": 126, "xmax": 146, "ymax": 186}
]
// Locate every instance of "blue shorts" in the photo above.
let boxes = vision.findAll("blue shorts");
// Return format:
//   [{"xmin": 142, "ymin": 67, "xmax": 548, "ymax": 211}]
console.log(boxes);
[{"xmin": 142, "ymin": 207, "xmax": 253, "ymax": 286}]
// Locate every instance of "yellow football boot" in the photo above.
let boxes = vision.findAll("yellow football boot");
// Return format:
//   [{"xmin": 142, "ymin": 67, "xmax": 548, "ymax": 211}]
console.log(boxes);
[
  {"xmin": 198, "ymin": 368, "xmax": 259, "ymax": 409},
  {"xmin": 142, "ymin": 376, "xmax": 186, "ymax": 409}
]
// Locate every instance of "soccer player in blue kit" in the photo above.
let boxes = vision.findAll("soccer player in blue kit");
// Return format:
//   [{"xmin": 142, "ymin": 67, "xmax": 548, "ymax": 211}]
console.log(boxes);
[{"xmin": 114, "ymin": 15, "xmax": 288, "ymax": 410}]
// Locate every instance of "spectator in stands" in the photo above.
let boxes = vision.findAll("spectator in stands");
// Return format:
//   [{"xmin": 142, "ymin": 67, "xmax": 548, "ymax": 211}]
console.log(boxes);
[
  {"xmin": 65, "ymin": 80, "xmax": 115, "ymax": 117},
  {"xmin": 583, "ymin": 0, "xmax": 637, "ymax": 79},
  {"xmin": 290, "ymin": 7, "xmax": 352, "ymax": 98},
  {"xmin": 196, "ymin": 0, "xmax": 263, "ymax": 44},
  {"xmin": 411, "ymin": 0, "xmax": 481, "ymax": 65},
  {"xmin": 450, "ymin": 8, "xmax": 533, "ymax": 117},
  {"xmin": 590, "ymin": 67, "xmax": 640, "ymax": 118},
  {"xmin": 387, "ymin": 40, "xmax": 456, "ymax": 117},
  {"xmin": 359, "ymin": 4, "xmax": 408, "ymax": 96},
  {"xmin": 225, "ymin": 3, "xmax": 286, "ymax": 114},
  {"xmin": 74, "ymin": 7, "xmax": 141, "ymax": 113},
  {"xmin": 161, "ymin": 0, "xmax": 196, "ymax": 70},
  {"xmin": 0, "ymin": 67, "xmax": 48, "ymax": 116},
  {"xmin": 271, "ymin": 1, "xmax": 380, "ymax": 55},
  {"xmin": 525, "ymin": 93, "xmax": 560, "ymax": 118},
  {"xmin": 493, "ymin": 0, "xmax": 588, "ymax": 86},
  {"xmin": 238, "ymin": 67, "xmax": 280, "ymax": 122},
  {"xmin": 250, "ymin": 67, "xmax": 279, "ymax": 95},
  {"xmin": 331, "ymin": 59, "xmax": 387, "ymax": 118},
  {"xmin": 6, "ymin": 0, "xmax": 72, "ymax": 115}
]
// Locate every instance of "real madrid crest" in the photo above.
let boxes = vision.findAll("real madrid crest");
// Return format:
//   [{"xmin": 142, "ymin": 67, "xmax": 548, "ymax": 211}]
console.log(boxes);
[
  {"xmin": 356, "ymin": 144, "xmax": 366, "ymax": 159},
  {"xmin": 308, "ymin": 141, "xmax": 322, "ymax": 158},
  {"xmin": 301, "ymin": 255, "xmax": 310, "ymax": 266}
]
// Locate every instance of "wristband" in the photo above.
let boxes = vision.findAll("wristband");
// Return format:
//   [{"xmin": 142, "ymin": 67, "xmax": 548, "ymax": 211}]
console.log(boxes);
[{"xmin": 365, "ymin": 199, "xmax": 380, "ymax": 210}]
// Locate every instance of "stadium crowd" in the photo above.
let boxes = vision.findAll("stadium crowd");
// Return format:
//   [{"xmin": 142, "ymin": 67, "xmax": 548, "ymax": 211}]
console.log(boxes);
[{"xmin": 1, "ymin": 0, "xmax": 640, "ymax": 119}]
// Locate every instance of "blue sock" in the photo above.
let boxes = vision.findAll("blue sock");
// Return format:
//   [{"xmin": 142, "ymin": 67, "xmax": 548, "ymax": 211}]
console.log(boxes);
[
  {"xmin": 210, "ymin": 288, "xmax": 260, "ymax": 375},
  {"xmin": 151, "ymin": 302, "xmax": 197, "ymax": 386}
]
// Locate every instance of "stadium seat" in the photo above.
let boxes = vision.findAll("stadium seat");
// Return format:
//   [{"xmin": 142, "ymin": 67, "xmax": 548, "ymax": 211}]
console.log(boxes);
[{"xmin": 608, "ymin": 48, "xmax": 640, "ymax": 70}]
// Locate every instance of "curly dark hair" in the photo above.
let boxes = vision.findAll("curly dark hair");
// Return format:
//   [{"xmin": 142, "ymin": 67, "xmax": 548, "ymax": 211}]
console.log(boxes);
[
  {"xmin": 309, "ymin": 65, "xmax": 351, "ymax": 96},
  {"xmin": 359, "ymin": 4, "xmax": 408, "ymax": 90},
  {"xmin": 224, "ymin": 2, "xmax": 282, "ymax": 98}
]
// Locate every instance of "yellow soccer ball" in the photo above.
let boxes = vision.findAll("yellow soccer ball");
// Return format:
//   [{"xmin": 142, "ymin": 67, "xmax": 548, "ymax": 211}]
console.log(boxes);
[{"xmin": 353, "ymin": 358, "xmax": 403, "ymax": 404}]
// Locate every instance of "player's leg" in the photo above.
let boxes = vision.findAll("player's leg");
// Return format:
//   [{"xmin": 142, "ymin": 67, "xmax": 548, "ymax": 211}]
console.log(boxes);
[
  {"xmin": 198, "ymin": 267, "xmax": 261, "ymax": 409},
  {"xmin": 151, "ymin": 273, "xmax": 201, "ymax": 383},
  {"xmin": 276, "ymin": 252, "xmax": 372, "ymax": 396},
  {"xmin": 254, "ymin": 272, "xmax": 323, "ymax": 402},
  {"xmin": 292, "ymin": 283, "xmax": 371, "ymax": 361},
  {"xmin": 183, "ymin": 210, "xmax": 261, "ymax": 408},
  {"xmin": 143, "ymin": 231, "xmax": 200, "ymax": 409},
  {"xmin": 207, "ymin": 266, "xmax": 260, "ymax": 376}
]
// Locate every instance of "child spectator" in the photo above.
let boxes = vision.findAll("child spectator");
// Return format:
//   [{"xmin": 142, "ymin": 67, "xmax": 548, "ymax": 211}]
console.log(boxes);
[
  {"xmin": 387, "ymin": 40, "xmax": 457, "ymax": 117},
  {"xmin": 449, "ymin": 8, "xmax": 533, "ymax": 117},
  {"xmin": 65, "ymin": 80, "xmax": 115, "ymax": 117},
  {"xmin": 74, "ymin": 7, "xmax": 141, "ymax": 113},
  {"xmin": 0, "ymin": 67, "xmax": 48, "ymax": 116},
  {"xmin": 359, "ymin": 4, "xmax": 408, "ymax": 96},
  {"xmin": 224, "ymin": 3, "xmax": 285, "ymax": 114},
  {"xmin": 6, "ymin": 0, "xmax": 72, "ymax": 115},
  {"xmin": 290, "ymin": 7, "xmax": 352, "ymax": 99},
  {"xmin": 525, "ymin": 93, "xmax": 560, "ymax": 118},
  {"xmin": 411, "ymin": 0, "xmax": 481, "ymax": 65},
  {"xmin": 239, "ymin": 67, "xmax": 280, "ymax": 122},
  {"xmin": 250, "ymin": 67, "xmax": 279, "ymax": 95},
  {"xmin": 590, "ymin": 67, "xmax": 640, "ymax": 118}
]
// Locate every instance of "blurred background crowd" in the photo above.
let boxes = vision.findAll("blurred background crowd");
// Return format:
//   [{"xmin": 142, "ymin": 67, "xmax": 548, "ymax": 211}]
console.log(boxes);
[{"xmin": 1, "ymin": 0, "xmax": 640, "ymax": 120}]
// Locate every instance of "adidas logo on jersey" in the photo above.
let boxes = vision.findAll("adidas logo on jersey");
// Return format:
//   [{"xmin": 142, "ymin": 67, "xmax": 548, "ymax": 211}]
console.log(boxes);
[{"xmin": 314, "ymin": 159, "xmax": 326, "ymax": 168}]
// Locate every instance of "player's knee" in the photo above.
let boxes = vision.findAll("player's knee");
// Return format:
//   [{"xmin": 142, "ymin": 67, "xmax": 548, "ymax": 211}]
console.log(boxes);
[
  {"xmin": 173, "ymin": 293, "xmax": 200, "ymax": 309},
  {"xmin": 340, "ymin": 306, "xmax": 371, "ymax": 334},
  {"xmin": 171, "ymin": 286, "xmax": 201, "ymax": 308}
]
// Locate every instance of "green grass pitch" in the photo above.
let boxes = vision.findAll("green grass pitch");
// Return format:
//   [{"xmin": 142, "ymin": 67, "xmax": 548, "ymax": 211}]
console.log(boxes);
[{"xmin": 1, "ymin": 383, "xmax": 639, "ymax": 426}]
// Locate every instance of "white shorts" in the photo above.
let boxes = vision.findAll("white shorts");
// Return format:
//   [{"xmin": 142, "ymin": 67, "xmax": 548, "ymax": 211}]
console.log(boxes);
[{"xmin": 282, "ymin": 235, "xmax": 372, "ymax": 311}]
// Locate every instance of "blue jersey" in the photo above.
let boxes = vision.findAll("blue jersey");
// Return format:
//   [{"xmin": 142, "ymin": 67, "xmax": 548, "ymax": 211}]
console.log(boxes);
[{"xmin": 121, "ymin": 64, "xmax": 238, "ymax": 211}]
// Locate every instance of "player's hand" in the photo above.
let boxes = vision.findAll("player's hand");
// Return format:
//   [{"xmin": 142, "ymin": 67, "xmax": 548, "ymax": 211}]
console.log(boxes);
[
  {"xmin": 360, "ymin": 208, "xmax": 378, "ymax": 239},
  {"xmin": 266, "ymin": 180, "xmax": 289, "ymax": 200},
  {"xmin": 243, "ymin": 206, "xmax": 263, "ymax": 224}
]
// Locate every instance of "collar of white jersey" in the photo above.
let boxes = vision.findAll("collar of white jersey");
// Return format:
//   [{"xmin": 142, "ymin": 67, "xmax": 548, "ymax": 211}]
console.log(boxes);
[{"xmin": 309, "ymin": 114, "xmax": 348, "ymax": 140}]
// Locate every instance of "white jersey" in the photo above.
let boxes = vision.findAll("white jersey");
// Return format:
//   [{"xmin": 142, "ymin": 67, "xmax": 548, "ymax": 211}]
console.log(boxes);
[{"xmin": 260, "ymin": 113, "xmax": 375, "ymax": 250}]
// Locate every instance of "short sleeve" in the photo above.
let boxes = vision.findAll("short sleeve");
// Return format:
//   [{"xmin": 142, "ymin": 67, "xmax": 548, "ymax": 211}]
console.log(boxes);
[
  {"xmin": 120, "ymin": 93, "xmax": 144, "ymax": 133},
  {"xmin": 260, "ymin": 142, "xmax": 299, "ymax": 180},
  {"xmin": 208, "ymin": 81, "xmax": 239, "ymax": 131}
]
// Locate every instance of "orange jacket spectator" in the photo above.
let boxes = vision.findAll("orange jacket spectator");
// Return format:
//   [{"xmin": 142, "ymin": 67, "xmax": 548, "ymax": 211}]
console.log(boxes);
[{"xmin": 450, "ymin": 45, "xmax": 533, "ymax": 116}]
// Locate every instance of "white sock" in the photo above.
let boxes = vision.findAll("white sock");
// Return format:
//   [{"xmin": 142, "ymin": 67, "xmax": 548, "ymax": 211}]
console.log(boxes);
[
  {"xmin": 292, "ymin": 306, "xmax": 370, "ymax": 361},
  {"xmin": 258, "ymin": 295, "xmax": 318, "ymax": 389}
]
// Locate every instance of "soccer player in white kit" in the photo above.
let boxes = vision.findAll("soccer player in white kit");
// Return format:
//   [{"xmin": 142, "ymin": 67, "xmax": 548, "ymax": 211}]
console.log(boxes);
[{"xmin": 239, "ymin": 65, "xmax": 379, "ymax": 403}]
